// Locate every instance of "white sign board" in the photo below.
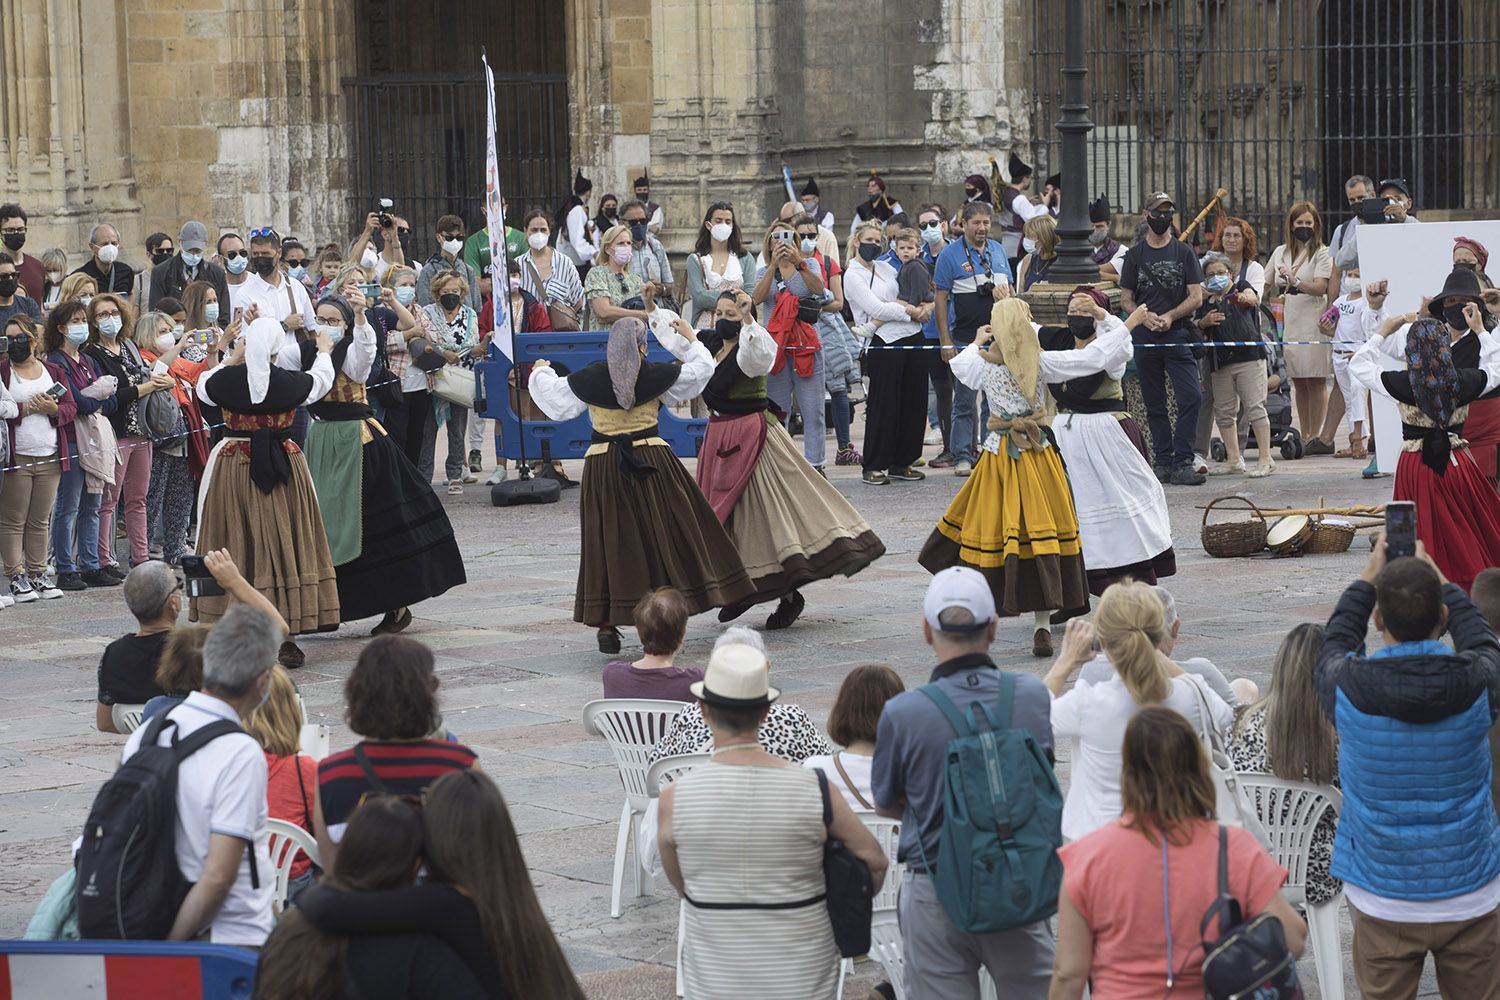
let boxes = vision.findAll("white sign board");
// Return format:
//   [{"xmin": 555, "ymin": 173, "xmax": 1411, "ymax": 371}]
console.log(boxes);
[{"xmin": 1345, "ymin": 220, "xmax": 1500, "ymax": 473}]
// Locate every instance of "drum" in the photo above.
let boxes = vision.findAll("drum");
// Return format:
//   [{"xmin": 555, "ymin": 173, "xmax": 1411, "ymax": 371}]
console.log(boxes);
[{"xmin": 1265, "ymin": 514, "xmax": 1311, "ymax": 557}]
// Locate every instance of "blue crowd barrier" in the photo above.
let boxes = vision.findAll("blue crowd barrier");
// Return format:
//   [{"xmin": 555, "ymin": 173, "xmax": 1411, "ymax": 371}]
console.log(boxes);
[
  {"xmin": 476, "ymin": 331, "xmax": 706, "ymax": 461},
  {"xmin": 0, "ymin": 939, "xmax": 256, "ymax": 998}
]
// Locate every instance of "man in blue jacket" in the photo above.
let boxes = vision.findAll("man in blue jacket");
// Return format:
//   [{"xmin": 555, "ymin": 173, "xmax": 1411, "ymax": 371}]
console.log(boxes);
[{"xmin": 1316, "ymin": 534, "xmax": 1500, "ymax": 1000}]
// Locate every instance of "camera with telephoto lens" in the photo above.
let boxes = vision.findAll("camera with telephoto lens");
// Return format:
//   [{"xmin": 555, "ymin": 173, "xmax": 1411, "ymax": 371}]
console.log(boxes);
[
  {"xmin": 377, "ymin": 197, "xmax": 394, "ymax": 229},
  {"xmin": 179, "ymin": 555, "xmax": 225, "ymax": 599},
  {"xmin": 1354, "ymin": 197, "xmax": 1393, "ymax": 225},
  {"xmin": 975, "ymin": 278, "xmax": 995, "ymax": 301}
]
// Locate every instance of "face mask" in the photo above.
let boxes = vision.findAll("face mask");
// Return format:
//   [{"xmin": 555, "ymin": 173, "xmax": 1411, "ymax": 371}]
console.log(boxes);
[
  {"xmin": 249, "ymin": 256, "xmax": 276, "ymax": 277},
  {"xmin": 79, "ymin": 295, "xmax": 92, "ymax": 308},
  {"xmin": 1456, "ymin": 260, "xmax": 1478, "ymax": 272},
  {"xmin": 1341, "ymin": 276, "xmax": 1362, "ymax": 295},
  {"xmin": 858, "ymin": 243, "xmax": 881, "ymax": 262},
  {"xmin": 439, "ymin": 292, "xmax": 462, "ymax": 311},
  {"xmin": 0, "ymin": 275, "xmax": 17, "ymax": 297},
  {"xmin": 964, "ymin": 188, "xmax": 979, "ymax": 201},
  {"xmin": 65, "ymin": 323, "xmax": 89, "ymax": 345},
  {"xmin": 603, "ymin": 206, "xmax": 617, "ymax": 220},
  {"xmin": 2, "ymin": 232, "xmax": 24, "ymax": 252},
  {"xmin": 1147, "ymin": 215, "xmax": 1173, "ymax": 236},
  {"xmin": 1292, "ymin": 225, "xmax": 1314, "ymax": 243},
  {"xmin": 46, "ymin": 270, "xmax": 62, "ymax": 284},
  {"xmin": 288, "ymin": 264, "xmax": 307, "ymax": 281},
  {"xmin": 204, "ymin": 303, "xmax": 220, "ymax": 324},
  {"xmin": 629, "ymin": 221, "xmax": 649, "ymax": 243},
  {"xmin": 921, "ymin": 225, "xmax": 943, "ymax": 245},
  {"xmin": 1066, "ymin": 315, "xmax": 1096, "ymax": 339},
  {"xmin": 440, "ymin": 238, "xmax": 463, "ymax": 256},
  {"xmin": 802, "ymin": 202, "xmax": 818, "ymax": 217},
  {"xmin": 1022, "ymin": 237, "xmax": 1038, "ymax": 254},
  {"xmin": 799, "ymin": 237, "xmax": 818, "ymax": 254},
  {"xmin": 155, "ymin": 333, "xmax": 175, "ymax": 354},
  {"xmin": 395, "ymin": 285, "xmax": 416, "ymax": 305},
  {"xmin": 97, "ymin": 315, "xmax": 122, "ymax": 338},
  {"xmin": 151, "ymin": 249, "xmax": 174, "ymax": 266},
  {"xmin": 96, "ymin": 244, "xmax": 119, "ymax": 264},
  {"xmin": 709, "ymin": 222, "xmax": 733, "ymax": 243},
  {"xmin": 319, "ymin": 322, "xmax": 345, "ymax": 343},
  {"xmin": 612, "ymin": 245, "xmax": 633, "ymax": 266},
  {"xmin": 1444, "ymin": 303, "xmax": 1471, "ymax": 329},
  {"xmin": 503, "ymin": 276, "xmax": 520, "ymax": 293},
  {"xmin": 527, "ymin": 231, "xmax": 549, "ymax": 251},
  {"xmin": 1087, "ymin": 229, "xmax": 1107, "ymax": 245},
  {"xmin": 1205, "ymin": 274, "xmax": 1232, "ymax": 294},
  {"xmin": 225, "ymin": 254, "xmax": 248, "ymax": 275},
  {"xmin": 636, "ymin": 190, "xmax": 650, "ymax": 202},
  {"xmin": 185, "ymin": 250, "xmax": 207, "ymax": 269},
  {"xmin": 6, "ymin": 334, "xmax": 29, "ymax": 363}
]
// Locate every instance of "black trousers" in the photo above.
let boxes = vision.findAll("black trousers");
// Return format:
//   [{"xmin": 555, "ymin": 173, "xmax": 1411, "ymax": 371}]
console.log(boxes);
[
  {"xmin": 928, "ymin": 345, "xmax": 953, "ymax": 452},
  {"xmin": 862, "ymin": 333, "xmax": 929, "ymax": 473}
]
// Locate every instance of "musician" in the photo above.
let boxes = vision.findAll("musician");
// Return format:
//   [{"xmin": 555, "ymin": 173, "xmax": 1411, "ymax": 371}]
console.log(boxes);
[
  {"xmin": 849, "ymin": 172, "xmax": 903, "ymax": 238},
  {"xmin": 996, "ymin": 151, "xmax": 1050, "ymax": 273}
]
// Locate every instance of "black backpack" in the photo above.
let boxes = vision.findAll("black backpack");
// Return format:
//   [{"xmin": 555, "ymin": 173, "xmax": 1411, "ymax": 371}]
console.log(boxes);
[{"xmin": 76, "ymin": 712, "xmax": 256, "ymax": 939}]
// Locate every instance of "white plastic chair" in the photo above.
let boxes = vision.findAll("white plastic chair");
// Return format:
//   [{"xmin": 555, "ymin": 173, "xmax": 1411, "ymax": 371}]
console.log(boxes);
[
  {"xmin": 1234, "ymin": 773, "xmax": 1345, "ymax": 1000},
  {"xmin": 645, "ymin": 752, "xmax": 710, "ymax": 998},
  {"xmin": 111, "ymin": 704, "xmax": 145, "ymax": 734},
  {"xmin": 581, "ymin": 698, "xmax": 688, "ymax": 918},
  {"xmin": 298, "ymin": 722, "xmax": 330, "ymax": 761},
  {"xmin": 835, "ymin": 814, "xmax": 905, "ymax": 997},
  {"xmin": 266, "ymin": 817, "xmax": 322, "ymax": 915}
]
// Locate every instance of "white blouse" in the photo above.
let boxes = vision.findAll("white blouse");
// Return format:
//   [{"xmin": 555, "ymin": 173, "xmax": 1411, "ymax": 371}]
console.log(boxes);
[
  {"xmin": 948, "ymin": 314, "xmax": 1131, "ymax": 391},
  {"xmin": 842, "ymin": 259, "xmax": 920, "ymax": 343}
]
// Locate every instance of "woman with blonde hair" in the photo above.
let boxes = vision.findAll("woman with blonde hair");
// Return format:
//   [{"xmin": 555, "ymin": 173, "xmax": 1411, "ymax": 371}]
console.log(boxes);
[
  {"xmin": 920, "ymin": 296, "xmax": 1088, "ymax": 655},
  {"xmin": 1015, "ymin": 214, "xmax": 1059, "ymax": 292},
  {"xmin": 244, "ymin": 664, "xmax": 320, "ymax": 900},
  {"xmin": 421, "ymin": 271, "xmax": 481, "ymax": 495},
  {"xmin": 56, "ymin": 272, "xmax": 95, "ymax": 310},
  {"xmin": 1264, "ymin": 200, "xmax": 1334, "ymax": 451},
  {"xmin": 582, "ymin": 223, "xmax": 651, "ymax": 330},
  {"xmin": 1043, "ymin": 581, "xmax": 1234, "ymax": 840}
]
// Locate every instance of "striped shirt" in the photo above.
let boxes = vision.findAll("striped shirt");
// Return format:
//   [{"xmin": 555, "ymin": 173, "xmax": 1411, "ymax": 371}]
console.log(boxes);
[{"xmin": 317, "ymin": 739, "xmax": 477, "ymax": 841}]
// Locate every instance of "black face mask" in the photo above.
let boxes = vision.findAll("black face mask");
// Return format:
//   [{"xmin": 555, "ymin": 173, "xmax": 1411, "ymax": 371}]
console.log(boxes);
[
  {"xmin": 714, "ymin": 318, "xmax": 742, "ymax": 340},
  {"xmin": 1456, "ymin": 260, "xmax": 1478, "ymax": 272},
  {"xmin": 964, "ymin": 188, "xmax": 978, "ymax": 201},
  {"xmin": 1067, "ymin": 315, "xmax": 1096, "ymax": 339},
  {"xmin": 603, "ymin": 206, "xmax": 617, "ymax": 220},
  {"xmin": 1444, "ymin": 303, "xmax": 1472, "ymax": 330},
  {"xmin": 858, "ymin": 243, "xmax": 882, "ymax": 262},
  {"xmin": 1147, "ymin": 214, "xmax": 1173, "ymax": 236},
  {"xmin": 0, "ymin": 275, "xmax": 17, "ymax": 297},
  {"xmin": 439, "ymin": 292, "xmax": 462, "ymax": 310},
  {"xmin": 1, "ymin": 232, "xmax": 24, "ymax": 252},
  {"xmin": 1293, "ymin": 225, "xmax": 1315, "ymax": 243},
  {"xmin": 151, "ymin": 249, "xmax": 174, "ymax": 266},
  {"xmin": 6, "ymin": 332, "xmax": 29, "ymax": 364},
  {"xmin": 249, "ymin": 256, "xmax": 276, "ymax": 277},
  {"xmin": 636, "ymin": 190, "xmax": 650, "ymax": 202}
]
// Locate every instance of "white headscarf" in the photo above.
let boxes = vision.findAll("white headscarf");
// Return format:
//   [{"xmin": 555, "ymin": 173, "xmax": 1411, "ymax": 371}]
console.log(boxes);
[{"xmin": 244, "ymin": 316, "xmax": 283, "ymax": 404}]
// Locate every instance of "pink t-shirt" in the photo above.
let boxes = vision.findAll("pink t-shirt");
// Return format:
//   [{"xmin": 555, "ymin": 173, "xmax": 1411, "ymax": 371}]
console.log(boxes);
[{"xmin": 1059, "ymin": 818, "xmax": 1288, "ymax": 998}]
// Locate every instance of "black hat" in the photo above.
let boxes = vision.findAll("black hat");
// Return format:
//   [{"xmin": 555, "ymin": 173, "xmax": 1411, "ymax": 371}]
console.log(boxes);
[
  {"xmin": 573, "ymin": 169, "xmax": 592, "ymax": 196},
  {"xmin": 633, "ymin": 172, "xmax": 650, "ymax": 189},
  {"xmin": 1008, "ymin": 151, "xmax": 1032, "ymax": 182},
  {"xmin": 801, "ymin": 177, "xmax": 820, "ymax": 198},
  {"xmin": 1088, "ymin": 195, "xmax": 1111, "ymax": 224},
  {"xmin": 1429, "ymin": 266, "xmax": 1484, "ymax": 319},
  {"xmin": 1378, "ymin": 177, "xmax": 1411, "ymax": 200},
  {"xmin": 1044, "ymin": 172, "xmax": 1061, "ymax": 190}
]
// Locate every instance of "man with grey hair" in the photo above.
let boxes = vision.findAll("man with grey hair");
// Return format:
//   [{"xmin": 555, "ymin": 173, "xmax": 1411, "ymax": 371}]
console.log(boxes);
[
  {"xmin": 71, "ymin": 222, "xmax": 135, "ymax": 296},
  {"xmin": 1328, "ymin": 172, "xmax": 1419, "ymax": 294},
  {"xmin": 148, "ymin": 220, "xmax": 231, "ymax": 322},
  {"xmin": 95, "ymin": 551, "xmax": 289, "ymax": 733},
  {"xmin": 118, "ymin": 602, "xmax": 281, "ymax": 944}
]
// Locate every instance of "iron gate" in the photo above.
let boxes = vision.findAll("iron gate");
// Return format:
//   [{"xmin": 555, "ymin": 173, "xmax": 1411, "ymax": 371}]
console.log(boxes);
[
  {"xmin": 1029, "ymin": 0, "xmax": 1500, "ymax": 248},
  {"xmin": 346, "ymin": 73, "xmax": 570, "ymax": 248}
]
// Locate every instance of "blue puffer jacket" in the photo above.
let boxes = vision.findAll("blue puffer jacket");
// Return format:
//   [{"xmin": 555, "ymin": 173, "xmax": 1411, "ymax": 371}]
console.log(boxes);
[{"xmin": 1316, "ymin": 581, "xmax": 1500, "ymax": 900}]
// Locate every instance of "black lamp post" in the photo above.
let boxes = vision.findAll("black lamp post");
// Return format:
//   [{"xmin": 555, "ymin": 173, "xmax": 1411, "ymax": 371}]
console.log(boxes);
[{"xmin": 1049, "ymin": 0, "xmax": 1101, "ymax": 284}]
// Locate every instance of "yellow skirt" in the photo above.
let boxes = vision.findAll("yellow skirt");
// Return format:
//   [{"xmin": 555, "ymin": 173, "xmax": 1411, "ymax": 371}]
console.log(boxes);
[{"xmin": 918, "ymin": 443, "xmax": 1089, "ymax": 615}]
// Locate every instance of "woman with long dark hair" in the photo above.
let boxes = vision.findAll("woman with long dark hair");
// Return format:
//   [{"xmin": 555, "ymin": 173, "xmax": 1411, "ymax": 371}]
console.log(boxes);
[
  {"xmin": 685, "ymin": 202, "xmax": 757, "ymax": 328},
  {"xmin": 555, "ymin": 169, "xmax": 598, "ymax": 280}
]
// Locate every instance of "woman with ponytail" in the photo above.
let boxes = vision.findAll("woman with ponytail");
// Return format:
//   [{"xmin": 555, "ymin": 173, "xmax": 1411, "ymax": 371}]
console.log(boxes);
[{"xmin": 1043, "ymin": 581, "xmax": 1234, "ymax": 841}]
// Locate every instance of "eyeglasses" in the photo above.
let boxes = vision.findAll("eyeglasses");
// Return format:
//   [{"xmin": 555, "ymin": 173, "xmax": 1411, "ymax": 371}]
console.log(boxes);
[
  {"xmin": 94, "ymin": 309, "xmax": 121, "ymax": 320},
  {"xmin": 249, "ymin": 227, "xmax": 276, "ymax": 239}
]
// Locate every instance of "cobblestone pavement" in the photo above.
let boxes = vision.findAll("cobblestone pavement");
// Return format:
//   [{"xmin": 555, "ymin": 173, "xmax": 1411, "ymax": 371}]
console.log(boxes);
[{"xmin": 0, "ymin": 421, "xmax": 1437, "ymax": 997}]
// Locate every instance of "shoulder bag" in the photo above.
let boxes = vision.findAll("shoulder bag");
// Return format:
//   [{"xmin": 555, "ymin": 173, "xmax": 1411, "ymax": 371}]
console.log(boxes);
[
  {"xmin": 1186, "ymin": 676, "xmax": 1265, "ymax": 840},
  {"xmin": 831, "ymin": 753, "xmax": 874, "ymax": 811},
  {"xmin": 813, "ymin": 769, "xmax": 874, "ymax": 958},
  {"xmin": 1199, "ymin": 825, "xmax": 1302, "ymax": 999}
]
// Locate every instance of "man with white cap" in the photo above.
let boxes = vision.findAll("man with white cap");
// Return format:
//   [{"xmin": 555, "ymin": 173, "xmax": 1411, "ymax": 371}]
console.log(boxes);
[
  {"xmin": 872, "ymin": 566, "xmax": 1056, "ymax": 1000},
  {"xmin": 149, "ymin": 220, "xmax": 231, "ymax": 324}
]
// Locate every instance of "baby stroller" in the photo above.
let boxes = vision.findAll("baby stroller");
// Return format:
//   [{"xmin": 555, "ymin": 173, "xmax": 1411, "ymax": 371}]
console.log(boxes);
[{"xmin": 1209, "ymin": 313, "xmax": 1304, "ymax": 461}]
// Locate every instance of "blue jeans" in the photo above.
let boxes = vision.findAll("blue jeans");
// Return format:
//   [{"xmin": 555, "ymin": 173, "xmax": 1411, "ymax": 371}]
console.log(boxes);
[
  {"xmin": 1135, "ymin": 343, "xmax": 1202, "ymax": 468},
  {"xmin": 828, "ymin": 388, "xmax": 852, "ymax": 450},
  {"xmin": 766, "ymin": 351, "xmax": 827, "ymax": 467},
  {"xmin": 52, "ymin": 446, "xmax": 101, "ymax": 573}
]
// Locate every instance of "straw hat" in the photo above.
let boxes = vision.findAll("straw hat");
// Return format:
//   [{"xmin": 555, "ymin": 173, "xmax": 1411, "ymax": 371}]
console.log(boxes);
[{"xmin": 690, "ymin": 643, "xmax": 779, "ymax": 708}]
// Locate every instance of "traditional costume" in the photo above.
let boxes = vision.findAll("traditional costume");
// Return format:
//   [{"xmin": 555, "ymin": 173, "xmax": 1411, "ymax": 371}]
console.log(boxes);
[
  {"xmin": 919, "ymin": 299, "xmax": 1088, "ymax": 654},
  {"xmin": 799, "ymin": 178, "xmax": 836, "ymax": 233},
  {"xmin": 694, "ymin": 317, "xmax": 885, "ymax": 628},
  {"xmin": 302, "ymin": 297, "xmax": 466, "ymax": 633},
  {"xmin": 193, "ymin": 318, "xmax": 340, "ymax": 633},
  {"xmin": 849, "ymin": 171, "xmax": 903, "ymax": 237},
  {"xmin": 1089, "ymin": 196, "xmax": 1122, "ymax": 270},
  {"xmin": 1041, "ymin": 291, "xmax": 1175, "ymax": 595},
  {"xmin": 1351, "ymin": 314, "xmax": 1500, "ymax": 591},
  {"xmin": 1447, "ymin": 252, "xmax": 1500, "ymax": 481},
  {"xmin": 995, "ymin": 152, "xmax": 1048, "ymax": 266},
  {"xmin": 529, "ymin": 316, "xmax": 755, "ymax": 650}
]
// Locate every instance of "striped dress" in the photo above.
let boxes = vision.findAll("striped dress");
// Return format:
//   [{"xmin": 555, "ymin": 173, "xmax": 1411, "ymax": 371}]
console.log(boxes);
[{"xmin": 672, "ymin": 763, "xmax": 838, "ymax": 999}]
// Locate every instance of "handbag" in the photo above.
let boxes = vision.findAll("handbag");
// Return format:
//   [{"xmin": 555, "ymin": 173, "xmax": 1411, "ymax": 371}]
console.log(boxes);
[
  {"xmin": 432, "ymin": 365, "xmax": 475, "ymax": 408},
  {"xmin": 813, "ymin": 769, "xmax": 873, "ymax": 958},
  {"xmin": 1199, "ymin": 825, "xmax": 1302, "ymax": 999},
  {"xmin": 547, "ymin": 300, "xmax": 581, "ymax": 332},
  {"xmin": 406, "ymin": 337, "xmax": 448, "ymax": 373},
  {"xmin": 1186, "ymin": 676, "xmax": 1265, "ymax": 839}
]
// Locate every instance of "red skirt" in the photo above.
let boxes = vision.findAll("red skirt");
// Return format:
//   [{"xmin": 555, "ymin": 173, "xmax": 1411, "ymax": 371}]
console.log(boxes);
[
  {"xmin": 1465, "ymin": 398, "xmax": 1500, "ymax": 481},
  {"xmin": 1393, "ymin": 448, "xmax": 1500, "ymax": 592}
]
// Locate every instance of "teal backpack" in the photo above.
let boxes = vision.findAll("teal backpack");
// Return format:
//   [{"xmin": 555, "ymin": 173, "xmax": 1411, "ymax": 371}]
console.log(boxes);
[{"xmin": 916, "ymin": 673, "xmax": 1064, "ymax": 933}]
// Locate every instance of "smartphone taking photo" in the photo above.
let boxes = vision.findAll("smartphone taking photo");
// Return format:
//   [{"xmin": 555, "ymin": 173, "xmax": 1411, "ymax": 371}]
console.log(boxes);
[
  {"xmin": 1385, "ymin": 500, "xmax": 1417, "ymax": 559},
  {"xmin": 179, "ymin": 555, "xmax": 225, "ymax": 598}
]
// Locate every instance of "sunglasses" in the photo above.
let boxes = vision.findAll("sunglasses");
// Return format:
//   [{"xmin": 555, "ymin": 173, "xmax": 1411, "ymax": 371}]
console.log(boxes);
[
  {"xmin": 249, "ymin": 227, "xmax": 276, "ymax": 239},
  {"xmin": 223, "ymin": 249, "xmax": 247, "ymax": 260}
]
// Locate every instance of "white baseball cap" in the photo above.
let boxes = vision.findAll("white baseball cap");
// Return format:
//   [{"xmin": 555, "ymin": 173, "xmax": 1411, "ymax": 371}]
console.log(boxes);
[{"xmin": 923, "ymin": 567, "xmax": 996, "ymax": 634}]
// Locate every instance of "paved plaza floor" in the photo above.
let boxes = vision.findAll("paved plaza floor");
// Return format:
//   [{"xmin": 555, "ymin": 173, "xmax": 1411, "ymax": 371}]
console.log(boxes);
[{"xmin": 0, "ymin": 425, "xmax": 1441, "ymax": 997}]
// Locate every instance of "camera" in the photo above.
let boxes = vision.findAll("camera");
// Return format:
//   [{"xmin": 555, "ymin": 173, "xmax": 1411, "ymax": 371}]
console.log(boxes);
[
  {"xmin": 179, "ymin": 554, "xmax": 225, "ymax": 598},
  {"xmin": 1354, "ymin": 197, "xmax": 1392, "ymax": 225},
  {"xmin": 770, "ymin": 230, "xmax": 795, "ymax": 245},
  {"xmin": 377, "ymin": 198, "xmax": 394, "ymax": 229},
  {"xmin": 975, "ymin": 279, "xmax": 995, "ymax": 301}
]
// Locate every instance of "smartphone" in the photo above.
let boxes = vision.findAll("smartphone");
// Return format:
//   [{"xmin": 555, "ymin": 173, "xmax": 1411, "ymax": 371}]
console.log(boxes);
[
  {"xmin": 1320, "ymin": 305, "xmax": 1340, "ymax": 326},
  {"xmin": 771, "ymin": 230, "xmax": 795, "ymax": 244},
  {"xmin": 179, "ymin": 554, "xmax": 225, "ymax": 598},
  {"xmin": 1385, "ymin": 500, "xmax": 1417, "ymax": 559},
  {"xmin": 45, "ymin": 381, "xmax": 68, "ymax": 399},
  {"xmin": 191, "ymin": 328, "xmax": 213, "ymax": 346},
  {"xmin": 358, "ymin": 282, "xmax": 382, "ymax": 300},
  {"xmin": 152, "ymin": 360, "xmax": 170, "ymax": 378}
]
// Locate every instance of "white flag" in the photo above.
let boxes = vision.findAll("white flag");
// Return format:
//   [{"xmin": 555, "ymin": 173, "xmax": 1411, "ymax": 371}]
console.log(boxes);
[{"xmin": 482, "ymin": 53, "xmax": 513, "ymax": 360}]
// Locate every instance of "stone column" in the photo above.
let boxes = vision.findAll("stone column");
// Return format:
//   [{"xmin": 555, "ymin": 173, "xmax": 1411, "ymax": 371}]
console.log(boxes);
[{"xmin": 919, "ymin": 0, "xmax": 1022, "ymax": 188}]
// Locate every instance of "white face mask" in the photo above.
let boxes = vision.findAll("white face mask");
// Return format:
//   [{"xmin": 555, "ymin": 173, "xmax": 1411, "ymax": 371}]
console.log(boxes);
[
  {"xmin": 527, "ymin": 231, "xmax": 549, "ymax": 251},
  {"xmin": 319, "ymin": 322, "xmax": 345, "ymax": 343},
  {"xmin": 155, "ymin": 333, "xmax": 175, "ymax": 354},
  {"xmin": 1342, "ymin": 275, "xmax": 1362, "ymax": 296},
  {"xmin": 441, "ymin": 237, "xmax": 463, "ymax": 256},
  {"xmin": 46, "ymin": 270, "xmax": 62, "ymax": 283},
  {"xmin": 96, "ymin": 244, "xmax": 119, "ymax": 265},
  {"xmin": 709, "ymin": 222, "xmax": 734, "ymax": 243}
]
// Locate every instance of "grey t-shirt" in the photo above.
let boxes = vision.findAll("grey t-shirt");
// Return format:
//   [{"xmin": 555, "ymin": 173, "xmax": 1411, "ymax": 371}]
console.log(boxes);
[
  {"xmin": 871, "ymin": 654, "xmax": 1054, "ymax": 869},
  {"xmin": 1078, "ymin": 653, "xmax": 1240, "ymax": 709}
]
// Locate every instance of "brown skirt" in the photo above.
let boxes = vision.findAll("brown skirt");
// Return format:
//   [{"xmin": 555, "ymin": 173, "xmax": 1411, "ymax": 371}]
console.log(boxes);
[
  {"xmin": 575, "ymin": 443, "xmax": 756, "ymax": 627},
  {"xmin": 721, "ymin": 420, "xmax": 885, "ymax": 609},
  {"xmin": 192, "ymin": 440, "xmax": 341, "ymax": 634}
]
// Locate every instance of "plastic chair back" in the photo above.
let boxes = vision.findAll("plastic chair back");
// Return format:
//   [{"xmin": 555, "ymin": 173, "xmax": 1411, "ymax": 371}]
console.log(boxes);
[
  {"xmin": 582, "ymin": 699, "xmax": 688, "ymax": 810},
  {"xmin": 265, "ymin": 818, "xmax": 321, "ymax": 914},
  {"xmin": 647, "ymin": 752, "xmax": 711, "ymax": 797},
  {"xmin": 1232, "ymin": 772, "xmax": 1342, "ymax": 903},
  {"xmin": 111, "ymin": 704, "xmax": 145, "ymax": 735}
]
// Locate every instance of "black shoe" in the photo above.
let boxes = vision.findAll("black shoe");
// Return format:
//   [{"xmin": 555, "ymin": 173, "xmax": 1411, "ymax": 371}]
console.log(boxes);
[
  {"xmin": 1169, "ymin": 465, "xmax": 1207, "ymax": 486},
  {"xmin": 766, "ymin": 591, "xmax": 806, "ymax": 630},
  {"xmin": 538, "ymin": 464, "xmax": 579, "ymax": 489},
  {"xmin": 371, "ymin": 607, "xmax": 413, "ymax": 635},
  {"xmin": 82, "ymin": 568, "xmax": 123, "ymax": 588},
  {"xmin": 1153, "ymin": 463, "xmax": 1171, "ymax": 484},
  {"xmin": 278, "ymin": 640, "xmax": 306, "ymax": 670},
  {"xmin": 56, "ymin": 572, "xmax": 88, "ymax": 592},
  {"xmin": 597, "ymin": 626, "xmax": 622, "ymax": 654},
  {"xmin": 103, "ymin": 564, "xmax": 127, "ymax": 581},
  {"xmin": 468, "ymin": 450, "xmax": 482, "ymax": 474}
]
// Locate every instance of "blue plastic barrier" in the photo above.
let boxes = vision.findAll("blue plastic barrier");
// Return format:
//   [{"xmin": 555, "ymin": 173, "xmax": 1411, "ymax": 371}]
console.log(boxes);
[
  {"xmin": 0, "ymin": 939, "xmax": 256, "ymax": 998},
  {"xmin": 476, "ymin": 331, "xmax": 706, "ymax": 461}
]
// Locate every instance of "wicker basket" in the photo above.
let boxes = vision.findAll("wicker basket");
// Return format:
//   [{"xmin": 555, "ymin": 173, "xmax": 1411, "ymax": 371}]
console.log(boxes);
[
  {"xmin": 1201, "ymin": 496, "xmax": 1269, "ymax": 558},
  {"xmin": 1306, "ymin": 516, "xmax": 1357, "ymax": 554}
]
